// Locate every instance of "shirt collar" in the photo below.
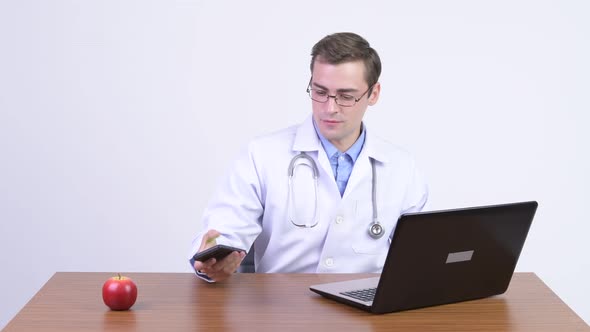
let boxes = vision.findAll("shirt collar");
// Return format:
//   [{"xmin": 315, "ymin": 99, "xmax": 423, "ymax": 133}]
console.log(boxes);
[{"xmin": 312, "ymin": 118, "xmax": 366, "ymax": 163}]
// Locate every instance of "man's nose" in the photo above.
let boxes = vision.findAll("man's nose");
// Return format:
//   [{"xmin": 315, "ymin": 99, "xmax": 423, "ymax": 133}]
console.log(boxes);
[{"xmin": 326, "ymin": 96, "xmax": 339, "ymax": 112}]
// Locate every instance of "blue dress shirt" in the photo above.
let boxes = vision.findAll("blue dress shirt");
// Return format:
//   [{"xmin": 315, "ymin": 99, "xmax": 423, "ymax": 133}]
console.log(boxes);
[{"xmin": 313, "ymin": 120, "xmax": 366, "ymax": 196}]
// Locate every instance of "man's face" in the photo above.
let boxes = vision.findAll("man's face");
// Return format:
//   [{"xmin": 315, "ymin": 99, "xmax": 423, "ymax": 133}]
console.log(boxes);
[{"xmin": 310, "ymin": 59, "xmax": 380, "ymax": 152}]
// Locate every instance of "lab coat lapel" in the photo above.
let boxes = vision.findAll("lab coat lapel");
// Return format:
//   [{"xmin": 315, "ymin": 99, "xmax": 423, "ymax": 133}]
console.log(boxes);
[
  {"xmin": 292, "ymin": 115, "xmax": 320, "ymax": 152},
  {"xmin": 292, "ymin": 115, "xmax": 339, "ymax": 195},
  {"xmin": 343, "ymin": 150, "xmax": 370, "ymax": 198},
  {"xmin": 343, "ymin": 127, "xmax": 390, "ymax": 198}
]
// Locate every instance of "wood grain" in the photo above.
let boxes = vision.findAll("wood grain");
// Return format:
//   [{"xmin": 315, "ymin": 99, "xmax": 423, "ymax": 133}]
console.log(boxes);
[{"xmin": 3, "ymin": 272, "xmax": 588, "ymax": 332}]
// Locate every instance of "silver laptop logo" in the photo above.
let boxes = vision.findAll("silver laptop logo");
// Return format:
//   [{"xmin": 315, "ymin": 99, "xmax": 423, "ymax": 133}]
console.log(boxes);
[{"xmin": 446, "ymin": 250, "xmax": 474, "ymax": 263}]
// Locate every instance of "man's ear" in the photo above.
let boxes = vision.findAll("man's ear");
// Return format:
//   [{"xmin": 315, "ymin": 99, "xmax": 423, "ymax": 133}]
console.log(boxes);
[{"xmin": 368, "ymin": 82, "xmax": 381, "ymax": 106}]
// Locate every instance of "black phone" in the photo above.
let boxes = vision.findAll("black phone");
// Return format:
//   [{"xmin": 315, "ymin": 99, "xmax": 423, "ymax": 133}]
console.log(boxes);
[{"xmin": 192, "ymin": 244, "xmax": 246, "ymax": 262}]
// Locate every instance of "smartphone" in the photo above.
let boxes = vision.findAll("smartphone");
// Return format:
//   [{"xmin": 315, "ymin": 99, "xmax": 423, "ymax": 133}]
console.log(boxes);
[{"xmin": 192, "ymin": 244, "xmax": 246, "ymax": 262}]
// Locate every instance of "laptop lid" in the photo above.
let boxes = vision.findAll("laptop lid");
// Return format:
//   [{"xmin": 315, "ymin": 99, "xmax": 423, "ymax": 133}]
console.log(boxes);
[{"xmin": 310, "ymin": 201, "xmax": 538, "ymax": 314}]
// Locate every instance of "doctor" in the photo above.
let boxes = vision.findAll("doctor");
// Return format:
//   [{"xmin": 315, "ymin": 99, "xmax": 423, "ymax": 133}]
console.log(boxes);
[{"xmin": 190, "ymin": 32, "xmax": 428, "ymax": 282}]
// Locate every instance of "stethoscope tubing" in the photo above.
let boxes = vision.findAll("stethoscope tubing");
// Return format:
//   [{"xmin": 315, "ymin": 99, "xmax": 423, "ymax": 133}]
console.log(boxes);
[{"xmin": 287, "ymin": 152, "xmax": 384, "ymax": 239}]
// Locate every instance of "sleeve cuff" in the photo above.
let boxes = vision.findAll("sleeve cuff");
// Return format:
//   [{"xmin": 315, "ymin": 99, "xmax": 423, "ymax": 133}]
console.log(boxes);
[
  {"xmin": 189, "ymin": 257, "xmax": 215, "ymax": 283},
  {"xmin": 195, "ymin": 270, "xmax": 215, "ymax": 283}
]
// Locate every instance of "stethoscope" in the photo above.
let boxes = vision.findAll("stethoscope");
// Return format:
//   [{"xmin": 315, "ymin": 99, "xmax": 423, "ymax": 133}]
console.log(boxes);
[{"xmin": 287, "ymin": 152, "xmax": 385, "ymax": 239}]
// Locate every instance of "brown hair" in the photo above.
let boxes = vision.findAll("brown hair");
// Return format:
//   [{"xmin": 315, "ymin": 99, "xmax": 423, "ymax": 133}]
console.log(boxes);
[{"xmin": 310, "ymin": 32, "xmax": 382, "ymax": 93}]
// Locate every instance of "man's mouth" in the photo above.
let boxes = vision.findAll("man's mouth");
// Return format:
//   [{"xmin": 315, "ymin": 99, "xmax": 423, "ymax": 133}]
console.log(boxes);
[{"xmin": 322, "ymin": 119, "xmax": 342, "ymax": 124}]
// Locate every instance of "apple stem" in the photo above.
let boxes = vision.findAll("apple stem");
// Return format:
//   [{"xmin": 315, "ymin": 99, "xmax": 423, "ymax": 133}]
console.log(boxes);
[{"xmin": 118, "ymin": 273, "xmax": 121, "ymax": 280}]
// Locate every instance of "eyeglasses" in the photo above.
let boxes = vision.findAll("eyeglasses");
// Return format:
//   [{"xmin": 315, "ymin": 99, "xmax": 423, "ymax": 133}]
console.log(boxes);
[{"xmin": 306, "ymin": 78, "xmax": 373, "ymax": 107}]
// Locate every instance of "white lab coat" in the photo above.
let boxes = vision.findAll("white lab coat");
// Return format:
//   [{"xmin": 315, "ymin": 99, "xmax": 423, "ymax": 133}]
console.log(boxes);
[{"xmin": 189, "ymin": 115, "xmax": 428, "ymax": 274}]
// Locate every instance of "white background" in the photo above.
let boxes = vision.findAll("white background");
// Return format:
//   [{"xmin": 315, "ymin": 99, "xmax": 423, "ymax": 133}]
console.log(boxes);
[{"xmin": 1, "ymin": 0, "xmax": 588, "ymax": 328}]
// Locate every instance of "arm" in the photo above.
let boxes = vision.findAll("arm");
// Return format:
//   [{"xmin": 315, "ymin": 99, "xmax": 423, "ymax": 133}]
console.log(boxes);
[
  {"xmin": 401, "ymin": 160, "xmax": 429, "ymax": 214},
  {"xmin": 188, "ymin": 144, "xmax": 264, "ymax": 281}
]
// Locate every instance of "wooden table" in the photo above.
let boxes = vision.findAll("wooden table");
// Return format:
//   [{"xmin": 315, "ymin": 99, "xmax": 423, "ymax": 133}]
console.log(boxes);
[{"xmin": 3, "ymin": 272, "xmax": 588, "ymax": 331}]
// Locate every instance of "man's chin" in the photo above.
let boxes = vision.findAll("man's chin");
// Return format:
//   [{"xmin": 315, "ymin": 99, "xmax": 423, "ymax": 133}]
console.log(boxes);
[
  {"xmin": 319, "ymin": 128, "xmax": 340, "ymax": 140},
  {"xmin": 320, "ymin": 122, "xmax": 343, "ymax": 133}
]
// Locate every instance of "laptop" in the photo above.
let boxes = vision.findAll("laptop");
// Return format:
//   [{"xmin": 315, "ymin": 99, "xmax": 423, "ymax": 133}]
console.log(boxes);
[{"xmin": 309, "ymin": 201, "xmax": 538, "ymax": 314}]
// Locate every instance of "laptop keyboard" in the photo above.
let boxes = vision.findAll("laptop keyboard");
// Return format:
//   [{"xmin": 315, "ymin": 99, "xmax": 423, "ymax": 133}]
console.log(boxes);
[{"xmin": 340, "ymin": 287, "xmax": 377, "ymax": 302}]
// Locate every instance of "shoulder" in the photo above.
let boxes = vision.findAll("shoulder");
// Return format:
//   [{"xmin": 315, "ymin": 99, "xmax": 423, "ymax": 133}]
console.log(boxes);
[
  {"xmin": 367, "ymin": 132, "xmax": 416, "ymax": 166},
  {"xmin": 368, "ymin": 133, "xmax": 428, "ymax": 199},
  {"xmin": 253, "ymin": 123, "xmax": 298, "ymax": 144},
  {"xmin": 245, "ymin": 123, "xmax": 298, "ymax": 153},
  {"xmin": 230, "ymin": 119, "xmax": 308, "ymax": 166}
]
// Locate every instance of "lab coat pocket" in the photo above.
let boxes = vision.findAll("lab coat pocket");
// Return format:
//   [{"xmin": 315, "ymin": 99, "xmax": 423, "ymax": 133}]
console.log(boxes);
[
  {"xmin": 352, "ymin": 241, "xmax": 387, "ymax": 255},
  {"xmin": 352, "ymin": 241, "xmax": 389, "ymax": 273}
]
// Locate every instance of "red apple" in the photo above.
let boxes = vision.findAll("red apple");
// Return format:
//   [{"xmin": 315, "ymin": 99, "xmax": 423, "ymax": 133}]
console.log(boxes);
[{"xmin": 102, "ymin": 273, "xmax": 138, "ymax": 311}]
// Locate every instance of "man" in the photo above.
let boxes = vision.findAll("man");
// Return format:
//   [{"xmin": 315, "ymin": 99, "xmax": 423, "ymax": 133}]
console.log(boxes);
[{"xmin": 190, "ymin": 32, "xmax": 428, "ymax": 282}]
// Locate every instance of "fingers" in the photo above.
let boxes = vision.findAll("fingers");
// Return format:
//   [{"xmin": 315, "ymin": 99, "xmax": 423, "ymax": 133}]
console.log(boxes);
[
  {"xmin": 193, "ymin": 257, "xmax": 216, "ymax": 272},
  {"xmin": 208, "ymin": 251, "xmax": 243, "ymax": 273},
  {"xmin": 197, "ymin": 251, "xmax": 246, "ymax": 282},
  {"xmin": 194, "ymin": 229, "xmax": 246, "ymax": 282}
]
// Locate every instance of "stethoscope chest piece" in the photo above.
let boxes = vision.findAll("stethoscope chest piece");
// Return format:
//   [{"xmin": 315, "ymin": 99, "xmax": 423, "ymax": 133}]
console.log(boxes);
[{"xmin": 368, "ymin": 221, "xmax": 384, "ymax": 239}]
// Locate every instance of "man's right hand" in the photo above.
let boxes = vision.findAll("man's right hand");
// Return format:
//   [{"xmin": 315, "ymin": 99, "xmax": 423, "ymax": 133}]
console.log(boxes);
[{"xmin": 193, "ymin": 229, "xmax": 246, "ymax": 282}]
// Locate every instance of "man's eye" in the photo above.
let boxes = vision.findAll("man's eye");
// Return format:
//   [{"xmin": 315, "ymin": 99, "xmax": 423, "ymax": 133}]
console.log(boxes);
[
  {"xmin": 339, "ymin": 94, "xmax": 355, "ymax": 101},
  {"xmin": 314, "ymin": 90, "xmax": 328, "ymax": 96}
]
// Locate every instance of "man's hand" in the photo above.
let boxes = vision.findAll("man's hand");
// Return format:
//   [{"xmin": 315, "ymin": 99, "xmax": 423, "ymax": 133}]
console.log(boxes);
[{"xmin": 193, "ymin": 229, "xmax": 246, "ymax": 282}]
